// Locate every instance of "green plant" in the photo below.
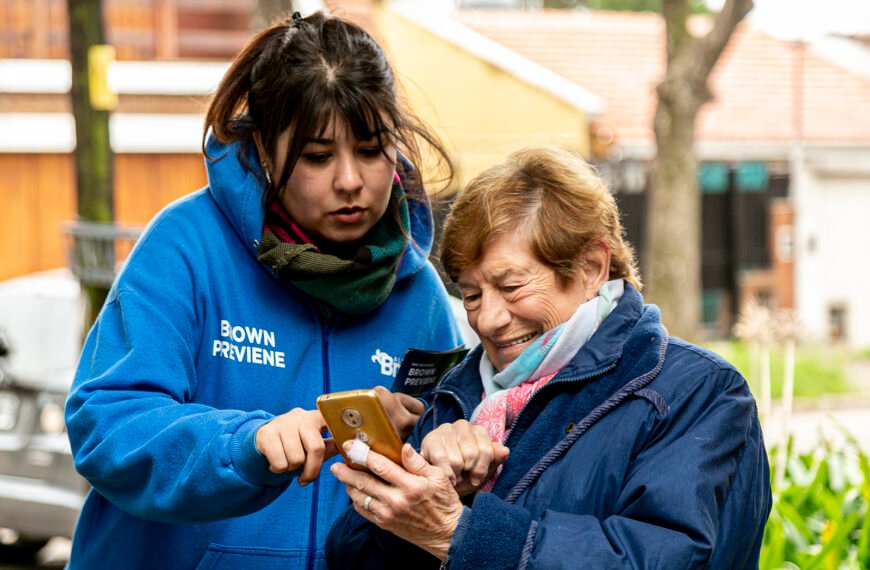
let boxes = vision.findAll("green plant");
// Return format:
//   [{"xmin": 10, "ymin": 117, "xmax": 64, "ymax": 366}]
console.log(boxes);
[
  {"xmin": 761, "ymin": 429, "xmax": 870, "ymax": 569},
  {"xmin": 705, "ymin": 341, "xmax": 852, "ymax": 399}
]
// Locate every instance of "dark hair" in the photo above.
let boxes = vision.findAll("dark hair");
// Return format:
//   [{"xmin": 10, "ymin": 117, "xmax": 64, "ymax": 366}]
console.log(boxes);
[{"xmin": 203, "ymin": 11, "xmax": 452, "ymax": 207}]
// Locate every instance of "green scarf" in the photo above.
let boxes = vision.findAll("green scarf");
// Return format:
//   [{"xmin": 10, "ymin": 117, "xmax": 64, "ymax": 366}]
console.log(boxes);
[{"xmin": 257, "ymin": 182, "xmax": 410, "ymax": 315}]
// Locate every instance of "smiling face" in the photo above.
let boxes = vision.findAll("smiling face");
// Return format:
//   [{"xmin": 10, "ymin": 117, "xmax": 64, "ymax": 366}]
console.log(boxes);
[
  {"xmin": 458, "ymin": 233, "xmax": 598, "ymax": 372},
  {"xmin": 273, "ymin": 116, "xmax": 397, "ymax": 244}
]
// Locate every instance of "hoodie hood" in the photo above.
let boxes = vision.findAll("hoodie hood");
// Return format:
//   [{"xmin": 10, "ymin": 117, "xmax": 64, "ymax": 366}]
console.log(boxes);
[{"xmin": 203, "ymin": 135, "xmax": 436, "ymax": 281}]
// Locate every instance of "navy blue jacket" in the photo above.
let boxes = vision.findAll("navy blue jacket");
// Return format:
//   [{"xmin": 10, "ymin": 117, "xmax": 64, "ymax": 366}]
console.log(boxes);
[{"xmin": 326, "ymin": 285, "xmax": 771, "ymax": 569}]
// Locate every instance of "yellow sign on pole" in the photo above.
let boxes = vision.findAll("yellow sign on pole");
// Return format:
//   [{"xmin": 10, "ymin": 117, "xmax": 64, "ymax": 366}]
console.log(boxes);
[{"xmin": 88, "ymin": 45, "xmax": 118, "ymax": 111}]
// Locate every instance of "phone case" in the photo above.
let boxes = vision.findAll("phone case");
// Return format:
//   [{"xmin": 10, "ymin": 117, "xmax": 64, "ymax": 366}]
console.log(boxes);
[{"xmin": 316, "ymin": 389, "xmax": 403, "ymax": 470}]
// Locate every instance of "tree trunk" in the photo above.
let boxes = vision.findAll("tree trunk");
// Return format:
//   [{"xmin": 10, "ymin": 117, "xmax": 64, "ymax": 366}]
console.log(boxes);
[
  {"xmin": 648, "ymin": 88, "xmax": 701, "ymax": 339},
  {"xmin": 644, "ymin": 0, "xmax": 753, "ymax": 340},
  {"xmin": 67, "ymin": 0, "xmax": 114, "ymax": 327}
]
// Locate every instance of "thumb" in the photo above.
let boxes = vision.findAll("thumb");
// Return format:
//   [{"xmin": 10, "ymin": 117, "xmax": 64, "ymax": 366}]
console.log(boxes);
[{"xmin": 400, "ymin": 443, "xmax": 438, "ymax": 478}]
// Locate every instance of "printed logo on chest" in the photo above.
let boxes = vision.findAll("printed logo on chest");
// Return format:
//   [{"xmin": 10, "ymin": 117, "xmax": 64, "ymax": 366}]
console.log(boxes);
[
  {"xmin": 371, "ymin": 348, "xmax": 401, "ymax": 377},
  {"xmin": 212, "ymin": 319, "xmax": 286, "ymax": 368}
]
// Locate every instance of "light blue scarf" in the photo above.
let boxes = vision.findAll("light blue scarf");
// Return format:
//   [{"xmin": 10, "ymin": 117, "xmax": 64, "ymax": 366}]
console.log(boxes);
[{"xmin": 471, "ymin": 279, "xmax": 624, "ymax": 422}]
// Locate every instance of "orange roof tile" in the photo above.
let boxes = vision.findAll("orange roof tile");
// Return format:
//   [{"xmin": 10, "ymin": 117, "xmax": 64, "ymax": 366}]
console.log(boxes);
[{"xmin": 455, "ymin": 9, "xmax": 870, "ymax": 145}]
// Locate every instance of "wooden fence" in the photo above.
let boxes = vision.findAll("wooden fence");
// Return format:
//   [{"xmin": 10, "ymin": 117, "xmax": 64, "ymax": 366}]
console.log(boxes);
[{"xmin": 0, "ymin": 152, "xmax": 207, "ymax": 281}]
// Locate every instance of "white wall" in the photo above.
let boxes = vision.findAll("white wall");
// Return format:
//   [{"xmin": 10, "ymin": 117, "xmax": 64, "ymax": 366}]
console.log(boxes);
[{"xmin": 793, "ymin": 146, "xmax": 870, "ymax": 347}]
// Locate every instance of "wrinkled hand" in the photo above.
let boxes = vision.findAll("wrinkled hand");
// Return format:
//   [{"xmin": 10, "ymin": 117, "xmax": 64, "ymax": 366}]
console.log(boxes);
[
  {"xmin": 255, "ymin": 408, "xmax": 338, "ymax": 484},
  {"xmin": 331, "ymin": 443, "xmax": 464, "ymax": 561},
  {"xmin": 421, "ymin": 420, "xmax": 509, "ymax": 496},
  {"xmin": 373, "ymin": 386, "xmax": 425, "ymax": 441}
]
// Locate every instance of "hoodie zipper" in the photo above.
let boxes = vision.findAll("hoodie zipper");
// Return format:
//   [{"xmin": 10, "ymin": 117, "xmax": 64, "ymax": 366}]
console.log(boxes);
[{"xmin": 306, "ymin": 315, "xmax": 334, "ymax": 570}]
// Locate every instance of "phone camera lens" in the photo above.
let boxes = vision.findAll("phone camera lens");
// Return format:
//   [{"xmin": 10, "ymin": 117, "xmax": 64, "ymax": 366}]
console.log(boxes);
[{"xmin": 341, "ymin": 408, "xmax": 364, "ymax": 428}]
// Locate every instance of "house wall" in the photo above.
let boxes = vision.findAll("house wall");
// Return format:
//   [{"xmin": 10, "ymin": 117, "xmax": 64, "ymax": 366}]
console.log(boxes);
[
  {"xmin": 792, "ymin": 147, "xmax": 870, "ymax": 348},
  {"xmin": 377, "ymin": 9, "xmax": 591, "ymax": 191},
  {"xmin": 0, "ymin": 0, "xmax": 253, "ymax": 60}
]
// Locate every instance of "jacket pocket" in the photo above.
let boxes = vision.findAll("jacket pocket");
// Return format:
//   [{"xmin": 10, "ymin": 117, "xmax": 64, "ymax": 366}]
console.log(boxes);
[{"xmin": 195, "ymin": 544, "xmax": 312, "ymax": 570}]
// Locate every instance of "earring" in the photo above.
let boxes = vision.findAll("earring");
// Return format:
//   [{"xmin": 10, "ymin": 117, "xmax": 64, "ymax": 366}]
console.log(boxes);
[{"xmin": 261, "ymin": 160, "xmax": 272, "ymax": 186}]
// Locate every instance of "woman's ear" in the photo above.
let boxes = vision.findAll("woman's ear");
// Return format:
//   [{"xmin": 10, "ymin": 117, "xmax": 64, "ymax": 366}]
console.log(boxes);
[{"xmin": 581, "ymin": 241, "xmax": 611, "ymax": 299}]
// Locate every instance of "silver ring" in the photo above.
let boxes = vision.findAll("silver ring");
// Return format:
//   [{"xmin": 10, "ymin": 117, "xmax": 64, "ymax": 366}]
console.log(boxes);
[{"xmin": 363, "ymin": 495, "xmax": 373, "ymax": 511}]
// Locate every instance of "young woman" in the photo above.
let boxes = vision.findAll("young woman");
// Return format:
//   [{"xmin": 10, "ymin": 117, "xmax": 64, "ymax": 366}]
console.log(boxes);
[{"xmin": 64, "ymin": 12, "xmax": 463, "ymax": 569}]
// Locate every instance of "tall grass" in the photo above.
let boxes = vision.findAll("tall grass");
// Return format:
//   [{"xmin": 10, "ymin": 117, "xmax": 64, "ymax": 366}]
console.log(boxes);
[{"xmin": 705, "ymin": 341, "xmax": 853, "ymax": 399}]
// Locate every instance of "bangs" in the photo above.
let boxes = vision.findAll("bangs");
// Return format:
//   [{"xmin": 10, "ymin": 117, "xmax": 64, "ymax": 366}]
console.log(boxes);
[{"xmin": 298, "ymin": 91, "xmax": 395, "ymax": 145}]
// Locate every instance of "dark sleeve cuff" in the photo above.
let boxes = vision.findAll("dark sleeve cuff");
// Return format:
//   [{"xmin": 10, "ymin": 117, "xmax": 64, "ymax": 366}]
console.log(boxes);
[
  {"xmin": 442, "ymin": 506, "xmax": 472, "ymax": 568},
  {"xmin": 450, "ymin": 492, "xmax": 533, "ymax": 569}
]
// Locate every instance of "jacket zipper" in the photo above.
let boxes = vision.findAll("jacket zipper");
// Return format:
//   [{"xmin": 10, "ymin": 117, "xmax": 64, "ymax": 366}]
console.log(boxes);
[
  {"xmin": 306, "ymin": 317, "xmax": 333, "ymax": 570},
  {"xmin": 504, "ymin": 363, "xmax": 617, "ymax": 449},
  {"xmin": 428, "ymin": 389, "xmax": 471, "ymax": 426},
  {"xmin": 504, "ymin": 335, "xmax": 668, "ymax": 503}
]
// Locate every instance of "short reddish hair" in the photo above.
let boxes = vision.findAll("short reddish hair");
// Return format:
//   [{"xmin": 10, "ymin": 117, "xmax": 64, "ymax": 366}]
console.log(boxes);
[{"xmin": 440, "ymin": 146, "xmax": 642, "ymax": 290}]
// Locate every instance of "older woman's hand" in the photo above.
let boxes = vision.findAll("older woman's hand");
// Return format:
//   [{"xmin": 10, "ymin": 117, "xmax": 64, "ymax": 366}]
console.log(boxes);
[
  {"xmin": 331, "ymin": 443, "xmax": 464, "ymax": 561},
  {"xmin": 373, "ymin": 386, "xmax": 425, "ymax": 441},
  {"xmin": 421, "ymin": 420, "xmax": 509, "ymax": 496}
]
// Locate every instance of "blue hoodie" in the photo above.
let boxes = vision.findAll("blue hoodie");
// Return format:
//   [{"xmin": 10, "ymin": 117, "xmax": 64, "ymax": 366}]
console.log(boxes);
[{"xmin": 64, "ymin": 138, "xmax": 463, "ymax": 569}]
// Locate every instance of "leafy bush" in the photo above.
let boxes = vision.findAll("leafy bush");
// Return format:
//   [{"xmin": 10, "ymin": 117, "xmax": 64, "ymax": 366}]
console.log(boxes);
[{"xmin": 762, "ymin": 432, "xmax": 870, "ymax": 569}]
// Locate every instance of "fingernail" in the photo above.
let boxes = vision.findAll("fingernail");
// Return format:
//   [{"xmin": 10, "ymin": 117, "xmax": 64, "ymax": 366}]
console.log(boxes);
[
  {"xmin": 470, "ymin": 477, "xmax": 481, "ymax": 487},
  {"xmin": 298, "ymin": 479, "xmax": 308, "ymax": 487},
  {"xmin": 330, "ymin": 464, "xmax": 338, "ymax": 475}
]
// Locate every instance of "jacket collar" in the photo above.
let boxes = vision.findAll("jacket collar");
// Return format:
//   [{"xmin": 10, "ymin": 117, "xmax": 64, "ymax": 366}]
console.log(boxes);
[{"xmin": 436, "ymin": 284, "xmax": 665, "ymax": 416}]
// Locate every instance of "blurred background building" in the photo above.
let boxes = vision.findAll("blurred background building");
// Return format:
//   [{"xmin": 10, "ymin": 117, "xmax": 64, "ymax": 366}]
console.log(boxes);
[{"xmin": 1, "ymin": 0, "xmax": 869, "ymax": 346}]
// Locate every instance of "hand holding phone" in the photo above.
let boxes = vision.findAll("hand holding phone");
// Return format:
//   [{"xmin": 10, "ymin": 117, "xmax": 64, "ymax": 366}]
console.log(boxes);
[{"xmin": 316, "ymin": 389, "xmax": 404, "ymax": 471}]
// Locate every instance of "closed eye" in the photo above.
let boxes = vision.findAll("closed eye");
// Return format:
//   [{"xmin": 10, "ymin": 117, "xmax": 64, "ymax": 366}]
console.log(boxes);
[
  {"xmin": 358, "ymin": 146, "xmax": 383, "ymax": 158},
  {"xmin": 302, "ymin": 152, "xmax": 330, "ymax": 164}
]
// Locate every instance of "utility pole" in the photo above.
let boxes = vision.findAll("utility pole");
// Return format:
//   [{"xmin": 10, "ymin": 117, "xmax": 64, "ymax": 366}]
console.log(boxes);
[{"xmin": 67, "ymin": 0, "xmax": 115, "ymax": 327}]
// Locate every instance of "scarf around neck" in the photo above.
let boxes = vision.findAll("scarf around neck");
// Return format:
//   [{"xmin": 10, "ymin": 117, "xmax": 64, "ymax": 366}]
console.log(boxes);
[
  {"xmin": 470, "ymin": 279, "xmax": 625, "ymax": 490},
  {"xmin": 257, "ymin": 174, "xmax": 410, "ymax": 315}
]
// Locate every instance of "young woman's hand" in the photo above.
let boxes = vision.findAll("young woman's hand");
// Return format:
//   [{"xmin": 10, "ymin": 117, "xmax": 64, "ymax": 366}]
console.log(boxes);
[
  {"xmin": 420, "ymin": 420, "xmax": 509, "ymax": 496},
  {"xmin": 331, "ymin": 443, "xmax": 464, "ymax": 561},
  {"xmin": 373, "ymin": 386, "xmax": 425, "ymax": 440},
  {"xmin": 255, "ymin": 408, "xmax": 339, "ymax": 484}
]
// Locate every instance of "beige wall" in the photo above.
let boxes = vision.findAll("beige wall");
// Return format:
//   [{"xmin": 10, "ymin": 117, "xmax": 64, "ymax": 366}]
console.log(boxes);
[{"xmin": 378, "ymin": 9, "xmax": 591, "ymax": 193}]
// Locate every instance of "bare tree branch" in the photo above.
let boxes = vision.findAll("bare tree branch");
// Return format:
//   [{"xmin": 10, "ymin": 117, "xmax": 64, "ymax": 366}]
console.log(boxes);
[{"xmin": 696, "ymin": 0, "xmax": 754, "ymax": 77}]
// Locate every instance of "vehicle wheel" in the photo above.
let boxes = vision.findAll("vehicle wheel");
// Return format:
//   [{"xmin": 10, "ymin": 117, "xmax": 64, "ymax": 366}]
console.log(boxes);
[{"xmin": 0, "ymin": 539, "xmax": 48, "ymax": 563}]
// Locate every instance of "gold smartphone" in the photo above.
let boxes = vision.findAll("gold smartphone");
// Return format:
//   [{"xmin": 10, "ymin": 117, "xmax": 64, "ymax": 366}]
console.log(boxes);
[{"xmin": 316, "ymin": 389, "xmax": 403, "ymax": 471}]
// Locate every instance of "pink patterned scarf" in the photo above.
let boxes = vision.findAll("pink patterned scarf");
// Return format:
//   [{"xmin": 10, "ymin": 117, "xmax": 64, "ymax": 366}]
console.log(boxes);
[{"xmin": 471, "ymin": 279, "xmax": 624, "ymax": 491}]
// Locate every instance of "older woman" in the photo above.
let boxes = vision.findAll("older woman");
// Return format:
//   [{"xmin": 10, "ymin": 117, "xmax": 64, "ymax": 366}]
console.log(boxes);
[{"xmin": 326, "ymin": 147, "xmax": 771, "ymax": 569}]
